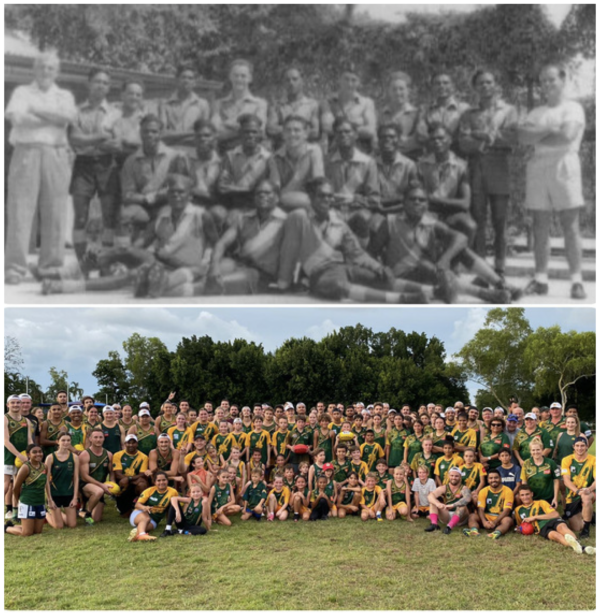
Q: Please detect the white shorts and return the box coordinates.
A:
[526,152,584,212]
[18,501,46,520]
[4,465,17,477]
[129,509,157,529]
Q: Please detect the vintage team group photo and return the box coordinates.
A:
[2,3,597,613]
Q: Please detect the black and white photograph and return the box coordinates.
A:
[4,4,596,304]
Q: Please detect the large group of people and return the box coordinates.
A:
[5,51,589,302]
[4,390,595,555]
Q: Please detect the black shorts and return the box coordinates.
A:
[564,500,583,519]
[539,517,566,539]
[52,494,74,508]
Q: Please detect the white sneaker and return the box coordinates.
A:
[5,511,13,521]
[565,533,583,554]
[127,528,138,542]
[584,546,596,556]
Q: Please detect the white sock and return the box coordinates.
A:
[535,273,549,284]
[165,525,172,531]
[571,273,583,284]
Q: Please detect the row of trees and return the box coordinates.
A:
[4,310,595,421]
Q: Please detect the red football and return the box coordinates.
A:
[519,522,535,535]
[292,444,309,454]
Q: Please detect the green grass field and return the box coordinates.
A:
[4,503,596,610]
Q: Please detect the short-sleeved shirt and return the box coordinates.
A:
[479,432,512,469]
[477,485,514,516]
[166,425,193,450]
[434,453,464,484]
[269,95,320,134]
[410,453,437,479]
[190,421,218,442]
[514,500,556,534]
[520,457,560,502]
[417,152,468,200]
[411,477,437,507]
[561,454,595,504]
[376,152,417,205]
[219,145,271,193]
[525,100,585,156]
[359,442,385,472]
[72,99,121,156]
[213,93,268,131]
[243,480,268,508]
[268,486,291,508]
[268,143,324,193]
[159,92,210,135]
[325,93,376,133]
[121,142,178,199]
[459,99,517,153]
[417,96,470,143]
[138,486,178,523]
[112,107,146,154]
[112,450,149,476]
[379,103,419,155]
[451,427,478,449]
[459,463,486,490]
[187,151,222,204]
[513,428,553,461]
[325,148,380,211]
[497,463,521,492]
[360,485,382,508]
[6,82,77,146]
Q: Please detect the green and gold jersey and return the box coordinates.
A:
[167,426,193,450]
[243,481,268,508]
[360,442,385,472]
[288,429,312,463]
[66,423,86,449]
[561,454,596,504]
[119,418,136,432]
[5,415,30,465]
[333,460,351,483]
[459,462,486,490]
[479,432,511,469]
[212,433,231,459]
[515,500,555,534]
[42,419,66,458]
[372,428,386,451]
[135,425,157,457]
[360,485,382,508]
[50,452,75,497]
[230,459,245,479]
[377,471,392,490]
[184,499,204,526]
[87,448,110,483]
[387,428,410,467]
[324,479,335,500]
[262,421,278,436]
[245,430,271,465]
[271,430,290,457]
[434,453,464,485]
[138,486,178,523]
[212,483,232,512]
[541,419,567,447]
[315,429,333,463]
[451,427,477,449]
[443,483,464,506]
[390,479,408,506]
[154,448,173,471]
[157,415,175,434]
[328,422,344,438]
[247,459,265,479]
[20,462,47,506]
[353,427,367,446]
[350,460,369,482]
[403,434,424,465]
[410,452,436,479]
[310,463,325,490]
[513,427,553,461]
[228,431,247,454]
[190,421,218,442]
[341,487,359,506]
[269,486,291,508]
[113,450,149,476]
[520,457,560,502]
[241,420,254,434]
[477,485,514,516]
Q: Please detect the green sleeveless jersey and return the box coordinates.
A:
[136,426,157,457]
[5,415,29,465]
[377,472,392,490]
[555,432,578,463]
[444,484,463,506]
[341,487,358,506]
[66,423,85,448]
[184,499,204,526]
[387,428,408,467]
[404,434,423,465]
[211,483,231,512]
[372,428,386,451]
[50,452,75,497]
[333,460,351,483]
[101,423,123,455]
[43,419,66,459]
[119,418,136,432]
[155,448,173,471]
[390,480,407,505]
[315,429,333,462]
[87,448,110,483]
[310,463,325,490]
[157,415,175,434]
[21,462,47,506]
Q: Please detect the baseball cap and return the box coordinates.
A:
[139,402,150,409]
[439,412,446,418]
[389,409,398,415]
[367,404,374,410]
[448,466,462,476]
[507,414,519,422]
[322,462,334,471]
[482,407,493,412]
[284,402,294,410]
[550,402,562,409]
[102,405,114,414]
[233,418,242,424]
[157,433,170,440]
[6,395,21,403]
[445,406,455,413]
[69,405,83,413]
[139,409,151,417]
[540,406,549,412]
[125,434,138,442]
[494,407,505,414]
[19,394,32,400]
[194,434,206,440]
[524,412,537,420]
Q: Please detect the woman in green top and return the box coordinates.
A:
[431,417,449,458]
[46,432,80,529]
[478,418,511,469]
[403,419,425,465]
[520,438,560,507]
[155,402,177,434]
[554,416,585,464]
[40,404,67,459]
[386,414,408,468]
[5,445,48,537]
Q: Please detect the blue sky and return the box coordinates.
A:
[5,307,595,401]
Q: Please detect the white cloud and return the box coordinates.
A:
[448,307,488,358]
[306,319,339,341]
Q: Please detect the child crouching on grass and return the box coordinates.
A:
[241,468,267,521]
[291,474,310,521]
[207,469,241,529]
[360,472,384,521]
[336,471,361,518]
[309,475,333,520]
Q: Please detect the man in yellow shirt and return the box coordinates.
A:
[112,434,151,515]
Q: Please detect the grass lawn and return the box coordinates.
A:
[4,502,596,610]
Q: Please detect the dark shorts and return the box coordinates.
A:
[564,500,583,519]
[539,517,566,539]
[18,502,46,520]
[52,494,74,508]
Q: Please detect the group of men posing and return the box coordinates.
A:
[6,51,588,301]
[4,391,595,552]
